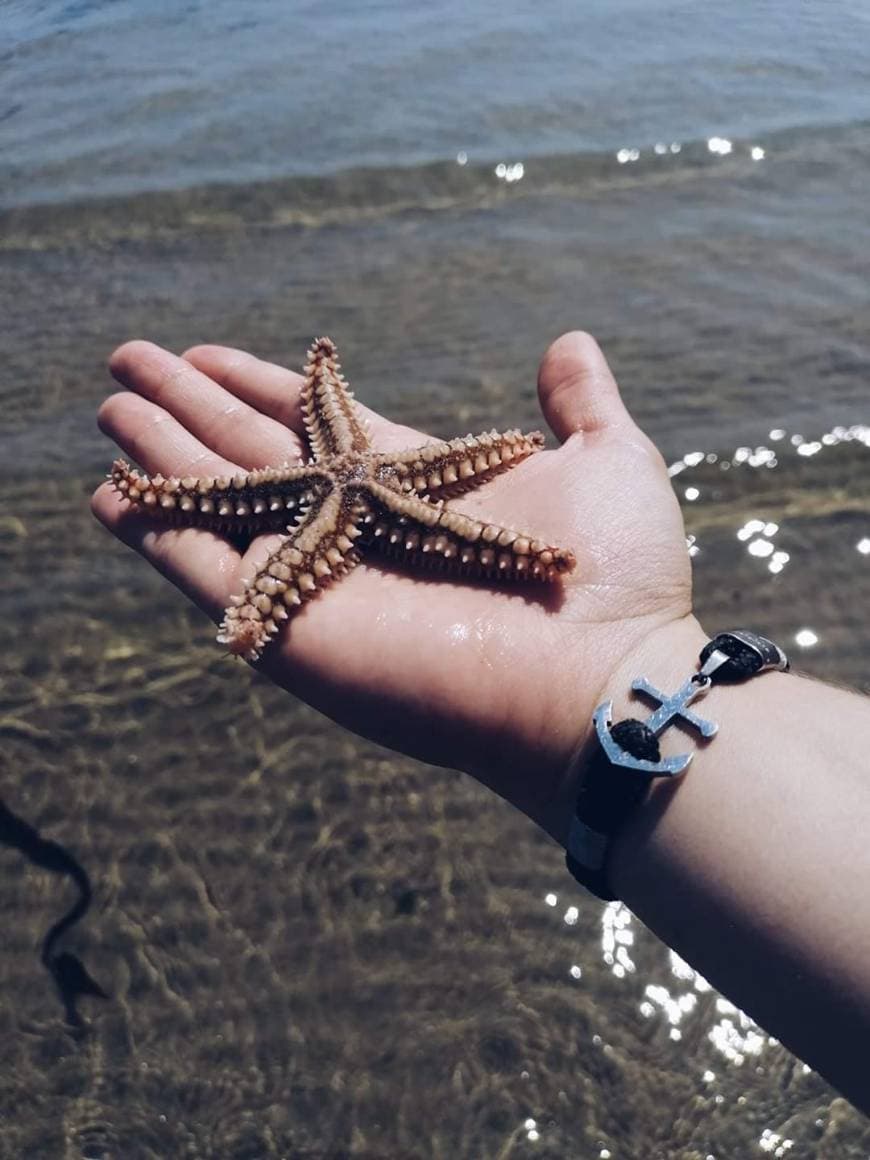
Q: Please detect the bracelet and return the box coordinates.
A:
[566,629,790,900]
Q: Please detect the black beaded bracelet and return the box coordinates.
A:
[566,629,790,900]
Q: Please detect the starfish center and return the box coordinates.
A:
[333,455,371,486]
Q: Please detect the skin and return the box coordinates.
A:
[93,331,870,1113]
[92,331,693,840]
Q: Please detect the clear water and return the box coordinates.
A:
[1,2,869,1156]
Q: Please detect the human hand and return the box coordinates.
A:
[92,333,696,842]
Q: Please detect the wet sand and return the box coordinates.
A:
[1,157,869,1157]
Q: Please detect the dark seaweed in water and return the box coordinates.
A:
[0,798,106,1027]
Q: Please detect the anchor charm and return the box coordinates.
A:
[593,630,789,777]
[569,630,789,897]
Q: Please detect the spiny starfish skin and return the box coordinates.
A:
[110,337,576,660]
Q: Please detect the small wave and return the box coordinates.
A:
[2,118,869,249]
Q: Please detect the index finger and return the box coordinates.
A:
[181,345,436,453]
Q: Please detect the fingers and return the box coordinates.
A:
[180,345,305,430]
[91,482,239,621]
[96,387,244,619]
[97,348,253,618]
[98,390,239,479]
[537,331,633,444]
[95,335,432,627]
[110,341,306,468]
[182,343,432,453]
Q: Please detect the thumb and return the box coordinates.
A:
[537,331,634,444]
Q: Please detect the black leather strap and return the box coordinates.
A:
[566,629,789,900]
[565,748,651,900]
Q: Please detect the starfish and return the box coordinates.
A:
[109,337,576,659]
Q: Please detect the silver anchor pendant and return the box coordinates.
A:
[593,631,789,776]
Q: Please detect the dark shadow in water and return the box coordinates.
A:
[0,798,107,1030]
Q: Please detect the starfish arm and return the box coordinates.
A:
[362,481,575,581]
[375,429,545,500]
[217,488,366,659]
[109,458,329,534]
[301,337,371,461]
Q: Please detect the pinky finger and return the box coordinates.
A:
[91,482,241,623]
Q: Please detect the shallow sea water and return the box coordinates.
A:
[2,149,869,1156]
[2,2,870,1156]
[1,441,869,1160]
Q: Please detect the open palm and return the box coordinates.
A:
[92,332,694,840]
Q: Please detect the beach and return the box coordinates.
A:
[2,2,870,1155]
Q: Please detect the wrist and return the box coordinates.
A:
[542,612,709,852]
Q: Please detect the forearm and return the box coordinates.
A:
[565,617,870,1110]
